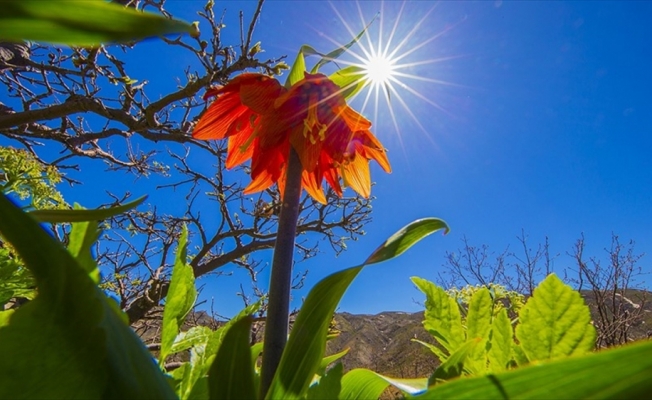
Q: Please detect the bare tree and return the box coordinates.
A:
[0,0,375,324]
[569,233,648,348]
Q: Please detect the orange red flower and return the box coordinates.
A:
[193,72,390,204]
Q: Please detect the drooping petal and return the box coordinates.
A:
[302,169,326,204]
[340,155,372,198]
[245,141,287,195]
[193,91,248,140]
[289,125,323,172]
[238,74,285,114]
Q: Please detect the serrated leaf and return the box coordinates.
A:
[170,325,213,355]
[411,277,464,356]
[159,226,197,365]
[29,195,147,223]
[307,362,343,400]
[464,287,492,374]
[431,339,480,384]
[208,315,256,400]
[414,338,652,400]
[515,274,596,361]
[341,368,428,399]
[266,219,448,400]
[487,308,513,373]
[366,219,449,265]
[0,0,193,45]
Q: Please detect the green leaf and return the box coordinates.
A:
[267,219,448,400]
[414,338,652,399]
[328,66,368,100]
[366,218,449,265]
[464,287,492,374]
[411,339,448,362]
[515,273,596,361]
[310,13,378,74]
[341,368,428,399]
[487,308,513,373]
[319,348,350,373]
[411,277,464,356]
[170,325,213,355]
[307,362,343,400]
[0,193,175,399]
[159,226,197,365]
[67,217,101,283]
[285,47,307,88]
[0,0,194,45]
[28,195,147,223]
[431,339,480,384]
[208,315,256,400]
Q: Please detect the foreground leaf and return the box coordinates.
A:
[159,226,197,365]
[208,316,256,400]
[341,368,428,399]
[414,338,652,399]
[515,273,596,361]
[266,218,449,399]
[1,0,194,45]
[29,195,147,223]
[0,193,174,399]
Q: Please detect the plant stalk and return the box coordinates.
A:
[259,147,303,398]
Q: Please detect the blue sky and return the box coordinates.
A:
[5,1,651,317]
[182,0,652,316]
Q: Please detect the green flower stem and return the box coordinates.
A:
[260,147,303,398]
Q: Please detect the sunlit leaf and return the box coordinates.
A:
[208,315,256,400]
[159,226,197,365]
[0,0,194,45]
[67,216,101,283]
[341,368,428,399]
[266,219,448,399]
[414,339,652,399]
[29,195,147,223]
[366,219,449,265]
[515,273,596,361]
[170,325,213,355]
[307,362,343,400]
[430,339,480,384]
[285,47,307,88]
[487,308,512,373]
[464,287,492,374]
[329,66,368,100]
[411,277,464,355]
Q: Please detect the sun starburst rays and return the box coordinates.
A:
[317,0,463,158]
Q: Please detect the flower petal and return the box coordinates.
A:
[341,155,371,198]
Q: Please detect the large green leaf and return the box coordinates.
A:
[515,273,596,361]
[29,195,147,223]
[411,276,464,355]
[67,217,101,283]
[159,225,197,365]
[1,0,194,45]
[341,368,428,399]
[266,218,449,399]
[306,362,343,400]
[430,339,480,384]
[414,338,652,399]
[208,315,256,400]
[0,193,175,399]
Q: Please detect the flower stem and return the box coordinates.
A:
[260,147,303,398]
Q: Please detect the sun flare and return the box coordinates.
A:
[363,53,397,88]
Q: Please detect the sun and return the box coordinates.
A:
[363,52,397,88]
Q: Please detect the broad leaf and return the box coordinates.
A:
[170,325,213,355]
[412,277,464,355]
[341,368,428,399]
[329,66,368,100]
[208,315,256,400]
[159,226,197,365]
[1,0,194,45]
[414,338,652,399]
[29,195,147,223]
[515,273,596,361]
[307,362,343,400]
[0,193,175,399]
[266,219,448,399]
